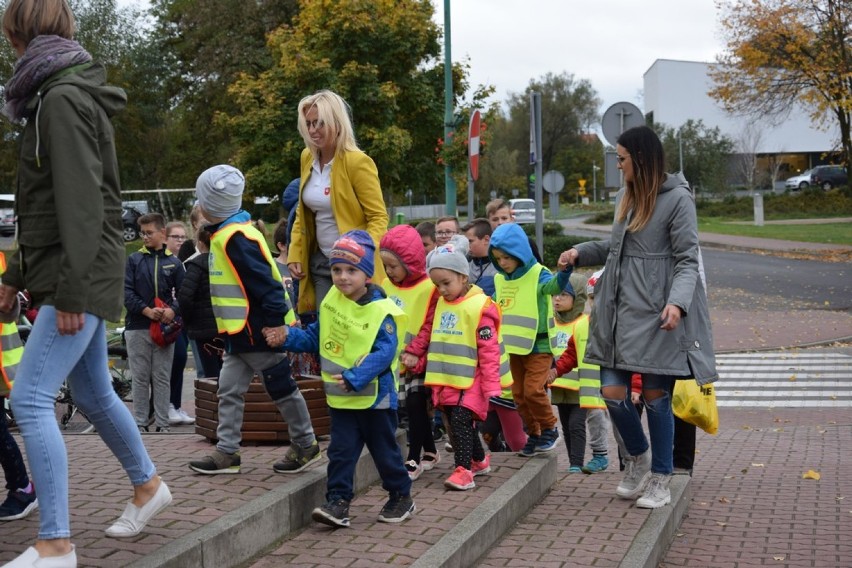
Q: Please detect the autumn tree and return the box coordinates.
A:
[710,0,852,169]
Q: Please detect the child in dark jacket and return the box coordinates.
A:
[187,165,318,476]
[176,224,222,379]
[271,230,414,528]
[380,224,441,480]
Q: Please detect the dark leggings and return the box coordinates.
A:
[0,397,28,492]
[446,405,485,470]
[169,331,188,409]
[406,391,436,463]
[556,403,588,468]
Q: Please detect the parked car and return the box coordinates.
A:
[122,206,143,242]
[508,198,536,224]
[784,169,812,190]
[0,209,15,237]
[810,165,847,190]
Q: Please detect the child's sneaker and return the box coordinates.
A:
[616,449,652,499]
[0,488,38,521]
[444,442,454,453]
[568,466,582,474]
[471,454,491,477]
[518,435,538,457]
[377,493,415,523]
[444,466,475,491]
[432,424,445,442]
[167,404,182,425]
[189,450,241,475]
[420,451,440,471]
[581,454,609,474]
[405,460,422,481]
[534,427,560,453]
[312,498,350,528]
[273,440,321,474]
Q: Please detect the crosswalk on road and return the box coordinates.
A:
[715,351,852,407]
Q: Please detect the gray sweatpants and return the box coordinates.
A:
[216,351,316,455]
[126,329,175,430]
[586,408,610,455]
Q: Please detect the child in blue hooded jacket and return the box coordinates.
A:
[489,223,572,457]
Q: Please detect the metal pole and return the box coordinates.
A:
[533,92,544,260]
[678,127,683,173]
[592,162,597,203]
[443,0,456,215]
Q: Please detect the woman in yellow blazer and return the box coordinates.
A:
[288,90,389,315]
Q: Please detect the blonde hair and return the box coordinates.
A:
[297,90,360,161]
[3,0,75,46]
[615,126,666,233]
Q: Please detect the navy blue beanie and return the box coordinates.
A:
[329,230,375,278]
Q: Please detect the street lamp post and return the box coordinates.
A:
[592,162,600,203]
[677,126,684,174]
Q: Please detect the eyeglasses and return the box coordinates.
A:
[615,154,629,164]
[436,231,457,237]
[306,119,325,130]
[140,230,160,238]
[168,234,187,241]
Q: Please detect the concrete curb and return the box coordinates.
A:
[411,452,558,568]
[128,433,403,568]
[619,475,692,568]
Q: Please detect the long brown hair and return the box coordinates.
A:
[615,126,666,233]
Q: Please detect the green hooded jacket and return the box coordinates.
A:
[4,63,127,321]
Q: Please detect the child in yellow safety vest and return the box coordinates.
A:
[380,225,441,481]
[272,230,415,528]
[488,223,573,457]
[402,236,507,491]
[547,272,606,473]
[0,251,38,521]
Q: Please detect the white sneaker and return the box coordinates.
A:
[177,408,195,425]
[167,404,182,425]
[106,480,172,537]
[616,449,652,499]
[636,472,672,508]
[2,545,76,568]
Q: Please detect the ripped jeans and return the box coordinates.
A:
[600,367,674,475]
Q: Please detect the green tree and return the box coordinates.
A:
[710,0,852,169]
[503,72,601,174]
[221,0,450,205]
[655,119,735,195]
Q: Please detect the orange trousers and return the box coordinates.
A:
[509,352,557,437]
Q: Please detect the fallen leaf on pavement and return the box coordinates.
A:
[774,555,786,561]
[716,521,727,527]
[719,497,730,503]
[802,470,821,480]
[752,463,765,467]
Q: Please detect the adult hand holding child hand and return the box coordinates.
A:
[262,325,288,348]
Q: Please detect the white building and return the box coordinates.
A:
[643,59,839,178]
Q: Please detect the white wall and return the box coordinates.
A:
[643,59,837,154]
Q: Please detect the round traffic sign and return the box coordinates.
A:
[468,110,481,181]
[542,170,565,194]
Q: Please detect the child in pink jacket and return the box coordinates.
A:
[402,236,504,491]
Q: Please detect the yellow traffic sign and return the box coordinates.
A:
[578,179,587,188]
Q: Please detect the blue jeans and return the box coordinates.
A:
[326,408,410,502]
[10,306,157,539]
[600,367,674,475]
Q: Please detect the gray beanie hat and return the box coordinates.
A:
[427,235,470,278]
[195,165,245,220]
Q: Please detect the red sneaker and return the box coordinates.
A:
[471,454,491,477]
[444,466,475,491]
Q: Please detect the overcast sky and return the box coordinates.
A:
[435,0,727,112]
[120,0,727,115]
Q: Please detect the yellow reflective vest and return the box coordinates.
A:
[319,287,407,409]
[382,277,435,348]
[0,323,23,397]
[210,221,295,334]
[494,264,555,355]
[425,287,511,389]
[549,314,605,409]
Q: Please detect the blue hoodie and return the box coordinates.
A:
[488,223,571,353]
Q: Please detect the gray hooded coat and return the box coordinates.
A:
[574,173,718,385]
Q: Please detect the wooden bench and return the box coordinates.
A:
[194,376,331,443]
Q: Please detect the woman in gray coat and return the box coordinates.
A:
[560,126,717,510]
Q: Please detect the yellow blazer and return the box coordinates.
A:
[288,147,389,313]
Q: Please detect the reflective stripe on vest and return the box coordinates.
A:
[209,222,295,334]
[0,323,23,396]
[549,314,604,408]
[494,264,549,355]
[383,278,435,347]
[319,287,406,409]
[425,288,511,389]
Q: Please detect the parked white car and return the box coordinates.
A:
[785,169,812,190]
[508,198,536,224]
